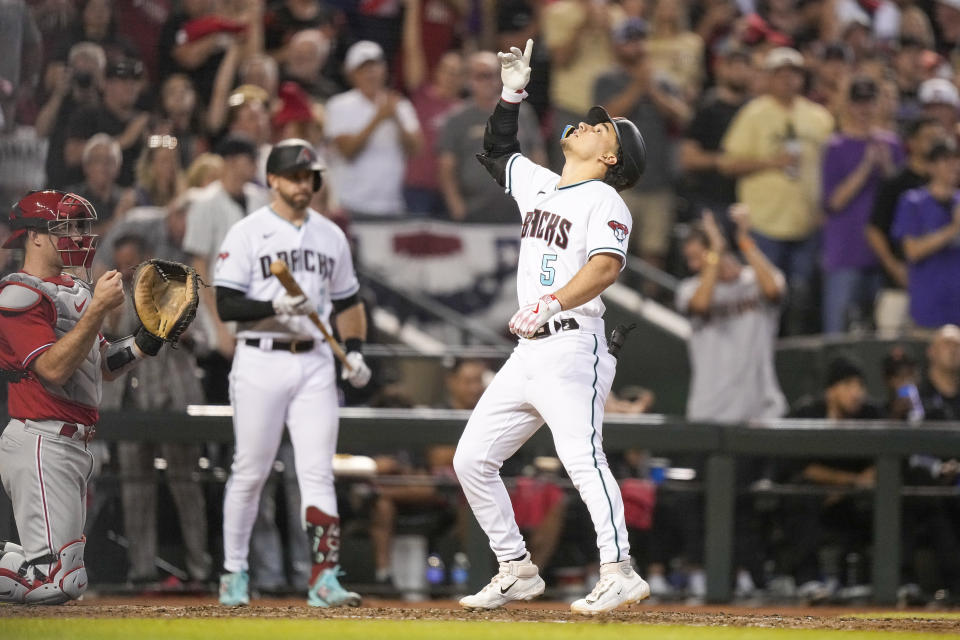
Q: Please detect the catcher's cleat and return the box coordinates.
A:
[570,560,650,615]
[307,566,361,608]
[459,552,545,611]
[219,570,250,607]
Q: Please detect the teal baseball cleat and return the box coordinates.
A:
[219,570,250,606]
[307,566,361,608]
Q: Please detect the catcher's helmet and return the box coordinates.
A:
[3,190,99,268]
[585,106,647,192]
[266,138,325,191]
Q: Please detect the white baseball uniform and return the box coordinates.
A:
[214,206,359,574]
[453,152,634,565]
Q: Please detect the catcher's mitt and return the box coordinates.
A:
[132,259,200,355]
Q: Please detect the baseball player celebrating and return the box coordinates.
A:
[452,41,650,614]
[0,191,187,604]
[214,139,372,607]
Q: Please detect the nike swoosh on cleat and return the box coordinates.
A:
[500,579,518,594]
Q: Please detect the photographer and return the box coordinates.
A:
[37,43,106,189]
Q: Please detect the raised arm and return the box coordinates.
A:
[685,211,726,316]
[475,39,533,186]
[731,204,784,303]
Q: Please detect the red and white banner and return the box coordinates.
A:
[351,221,520,330]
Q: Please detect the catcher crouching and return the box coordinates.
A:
[0,190,199,604]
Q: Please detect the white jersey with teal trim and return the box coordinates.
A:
[455,152,637,570]
[505,153,632,316]
[213,206,359,340]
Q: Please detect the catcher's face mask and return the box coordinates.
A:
[47,194,100,271]
[5,191,100,276]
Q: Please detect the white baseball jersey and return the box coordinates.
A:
[505,153,632,316]
[216,204,355,575]
[213,206,359,340]
[454,151,636,570]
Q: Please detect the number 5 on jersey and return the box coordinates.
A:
[540,254,557,286]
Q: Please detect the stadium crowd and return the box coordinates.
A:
[2,0,960,608]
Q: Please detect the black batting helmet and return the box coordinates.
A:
[585,106,646,192]
[266,138,325,191]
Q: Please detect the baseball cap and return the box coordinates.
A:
[106,58,144,80]
[344,40,384,74]
[825,356,865,389]
[764,47,805,71]
[848,76,877,102]
[919,78,960,107]
[273,82,318,128]
[215,134,257,159]
[612,18,648,44]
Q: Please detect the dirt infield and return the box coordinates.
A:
[3,598,960,634]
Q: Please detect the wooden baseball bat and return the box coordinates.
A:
[269,260,352,371]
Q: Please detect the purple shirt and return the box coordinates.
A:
[821,132,904,270]
[891,187,960,327]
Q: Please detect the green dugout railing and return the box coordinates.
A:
[3,408,960,604]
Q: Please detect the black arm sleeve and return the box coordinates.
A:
[475,99,522,187]
[216,286,276,322]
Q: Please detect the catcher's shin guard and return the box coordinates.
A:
[0,540,30,603]
[23,537,88,605]
[306,507,340,584]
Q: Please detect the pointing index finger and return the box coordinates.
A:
[522,39,534,65]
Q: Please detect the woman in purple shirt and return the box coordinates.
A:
[821,77,903,333]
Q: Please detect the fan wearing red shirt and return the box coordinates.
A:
[0,190,167,604]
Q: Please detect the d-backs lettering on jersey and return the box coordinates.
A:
[214,207,359,340]
[257,249,336,280]
[519,210,572,250]
[505,153,632,319]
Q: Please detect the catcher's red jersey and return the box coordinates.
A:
[0,276,101,424]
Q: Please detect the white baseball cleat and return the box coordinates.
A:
[570,560,650,615]
[459,552,545,610]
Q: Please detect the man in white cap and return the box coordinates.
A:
[324,40,423,218]
[918,78,960,136]
[719,47,834,335]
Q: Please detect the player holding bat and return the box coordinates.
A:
[213,138,371,608]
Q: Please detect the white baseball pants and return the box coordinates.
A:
[222,343,339,574]
[454,330,631,564]
[0,419,94,571]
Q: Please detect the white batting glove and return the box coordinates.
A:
[509,294,562,338]
[341,351,372,388]
[498,39,534,102]
[272,292,313,316]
